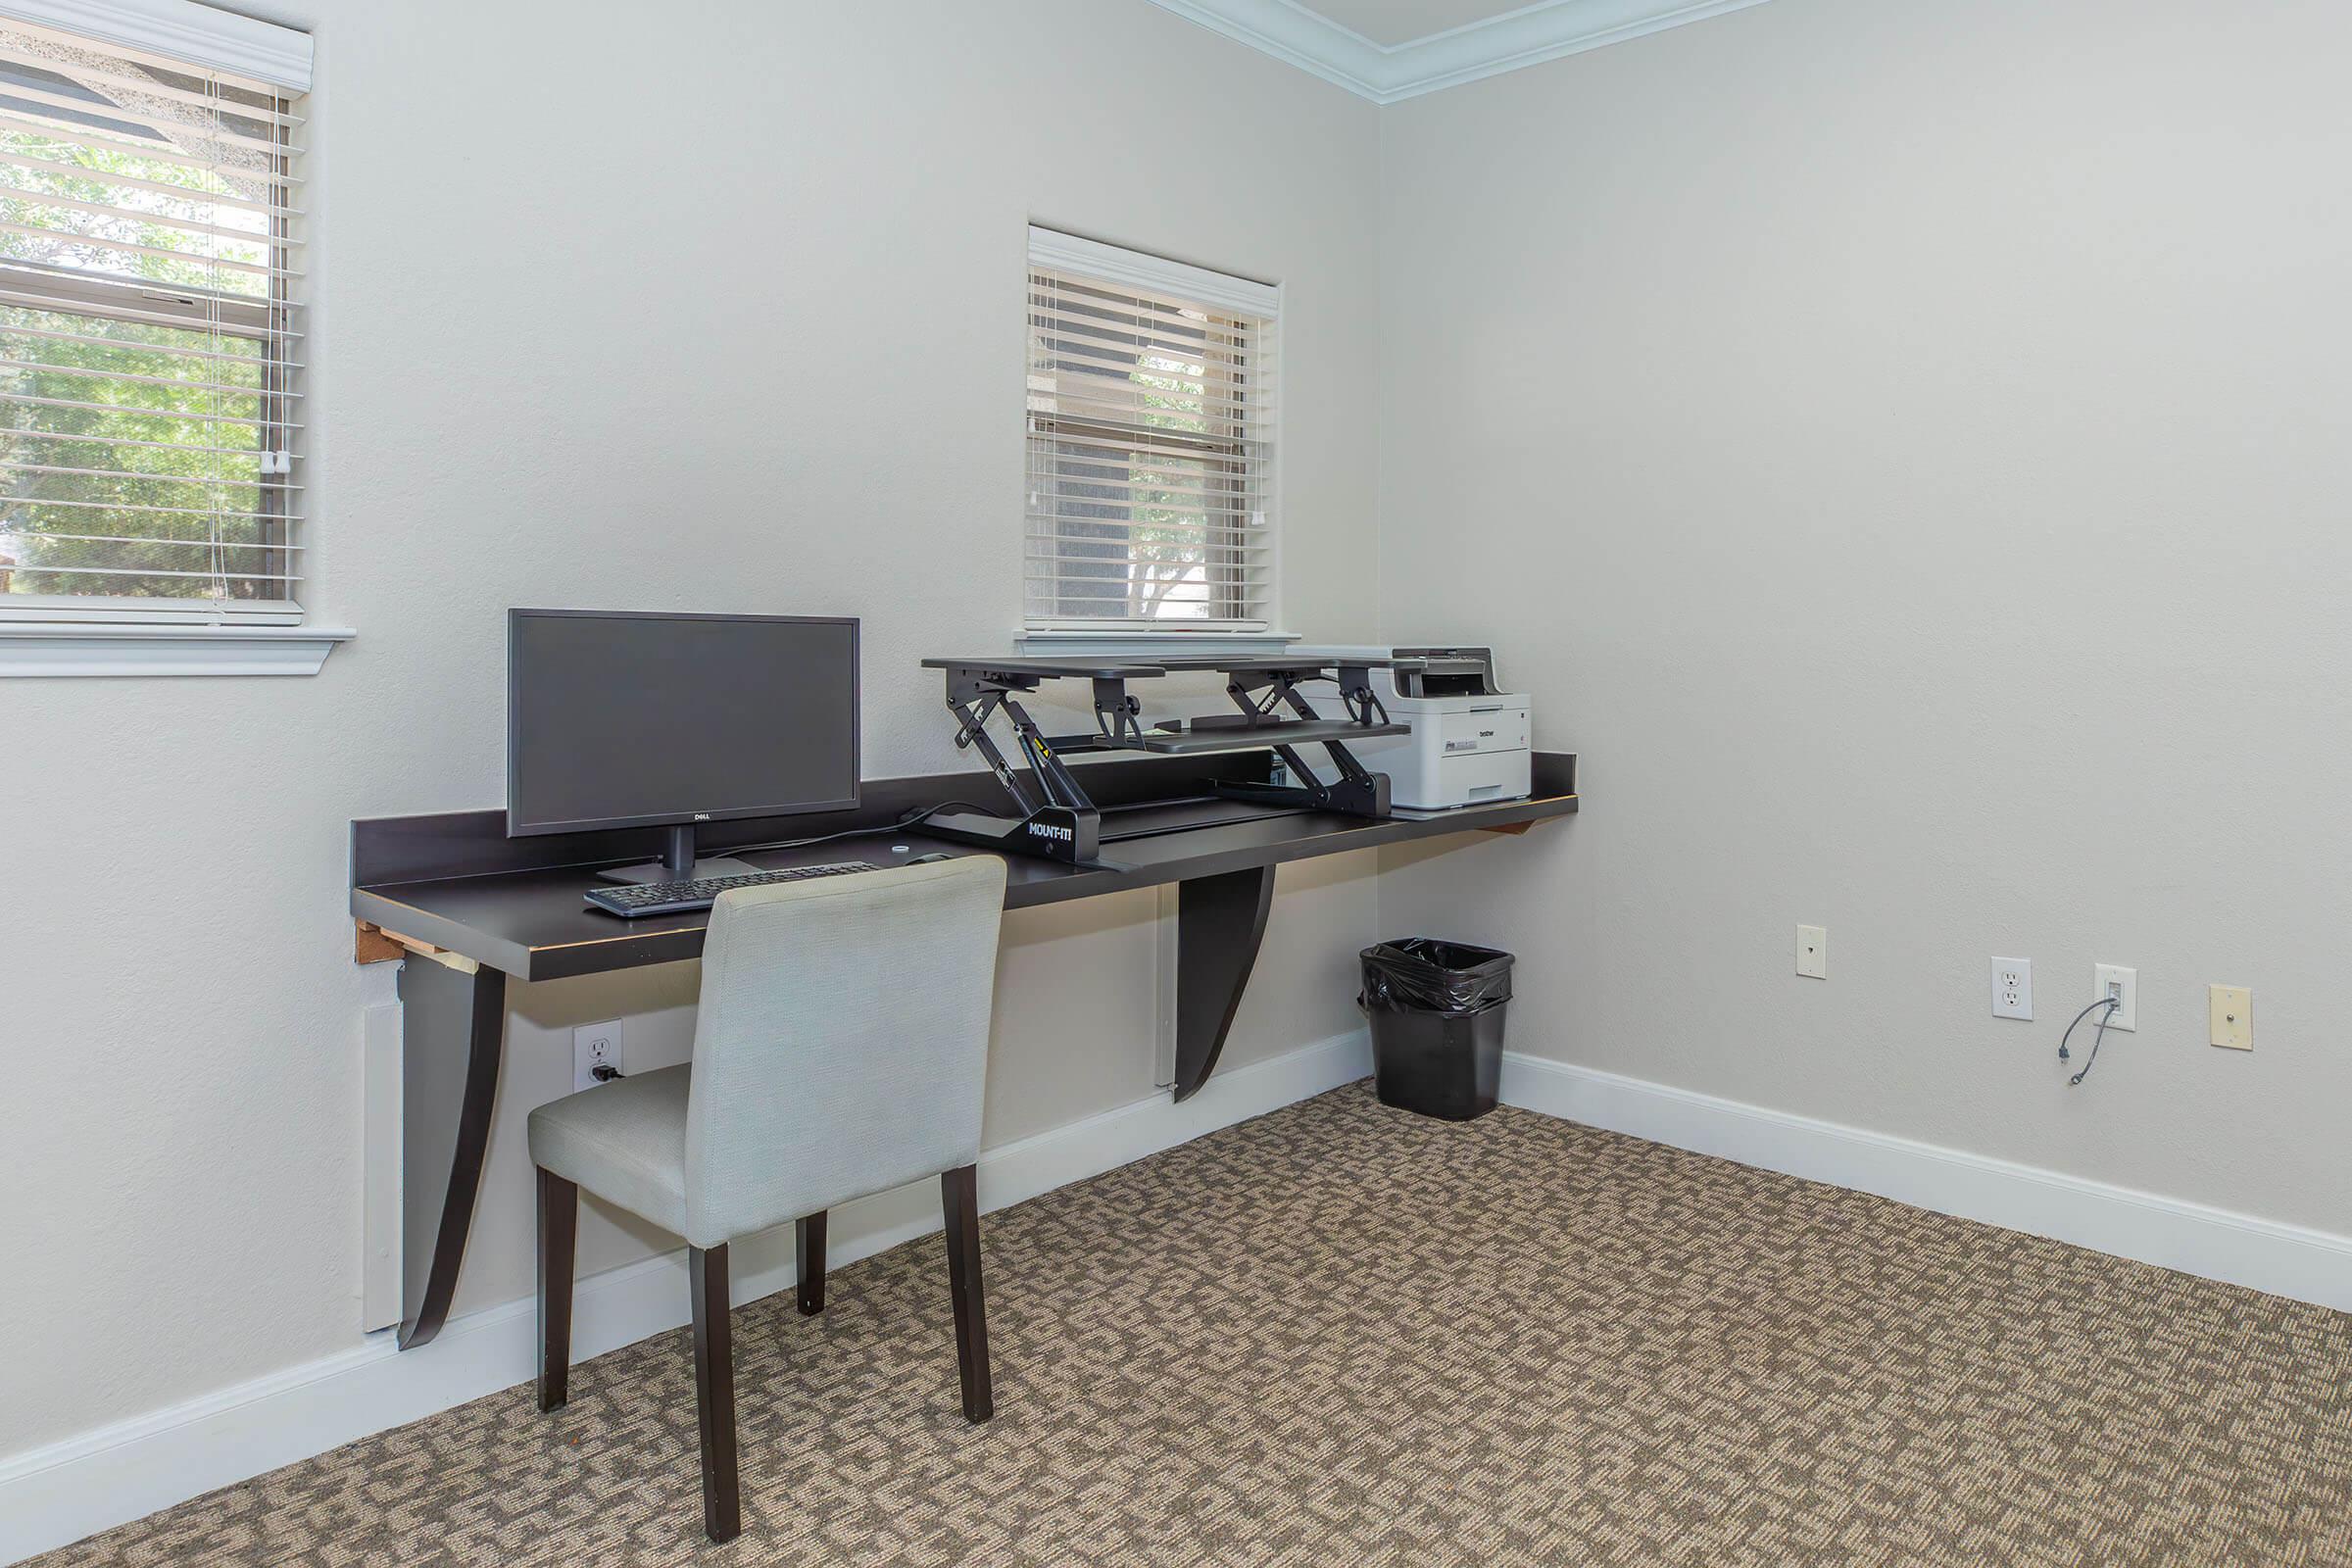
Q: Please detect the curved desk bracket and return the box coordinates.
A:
[396,956,508,1350]
[1171,866,1277,1102]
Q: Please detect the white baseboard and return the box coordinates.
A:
[0,1030,1373,1567]
[1500,1052,2352,1313]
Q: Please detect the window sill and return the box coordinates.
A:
[0,622,356,678]
[1015,628,1300,659]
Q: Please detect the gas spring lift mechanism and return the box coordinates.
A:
[916,654,1423,864]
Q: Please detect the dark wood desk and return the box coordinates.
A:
[351,752,1577,1350]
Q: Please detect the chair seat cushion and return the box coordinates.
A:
[527,1063,691,1236]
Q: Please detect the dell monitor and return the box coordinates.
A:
[507,609,859,884]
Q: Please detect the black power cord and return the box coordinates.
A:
[2057,995,2124,1087]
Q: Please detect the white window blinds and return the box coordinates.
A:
[1026,228,1279,631]
[0,8,306,620]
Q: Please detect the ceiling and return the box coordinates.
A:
[1142,0,1774,102]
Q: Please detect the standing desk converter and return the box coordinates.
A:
[351,749,1577,1350]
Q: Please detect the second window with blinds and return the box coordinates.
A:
[1025,229,1278,634]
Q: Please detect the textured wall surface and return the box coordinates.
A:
[0,0,1384,1455]
[1375,0,2352,1229]
[16,0,2346,1485]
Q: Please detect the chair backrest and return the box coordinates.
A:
[681,855,1007,1249]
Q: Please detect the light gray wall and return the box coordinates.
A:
[0,0,1383,1455]
[1374,0,2352,1231]
[19,0,2342,1479]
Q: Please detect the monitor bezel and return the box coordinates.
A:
[505,608,862,838]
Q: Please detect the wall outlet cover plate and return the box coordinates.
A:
[2094,963,2137,1032]
[2209,985,2253,1051]
[573,1019,621,1092]
[1991,957,2033,1020]
[1796,924,1828,979]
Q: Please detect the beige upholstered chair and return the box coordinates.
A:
[527,854,1008,1543]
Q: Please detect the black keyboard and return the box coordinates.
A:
[583,861,879,917]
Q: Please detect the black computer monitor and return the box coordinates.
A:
[507,609,859,883]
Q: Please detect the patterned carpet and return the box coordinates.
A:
[36,1083,2352,1566]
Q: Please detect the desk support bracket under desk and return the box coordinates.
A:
[396,956,507,1351]
[1172,867,1277,1102]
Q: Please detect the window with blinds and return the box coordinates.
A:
[0,14,303,620]
[1026,229,1278,632]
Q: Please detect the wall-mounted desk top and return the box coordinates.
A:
[351,750,1576,1351]
[352,752,1577,982]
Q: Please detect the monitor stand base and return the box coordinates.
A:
[597,856,763,886]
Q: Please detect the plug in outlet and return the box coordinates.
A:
[573,1019,621,1092]
[2093,964,2136,1032]
[1795,925,1828,979]
[1991,957,2033,1020]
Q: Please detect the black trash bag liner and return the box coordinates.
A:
[1358,938,1513,1015]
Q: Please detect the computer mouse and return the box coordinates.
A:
[909,853,956,864]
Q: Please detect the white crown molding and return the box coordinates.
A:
[0,0,312,91]
[1142,0,1775,103]
[1142,0,1390,97]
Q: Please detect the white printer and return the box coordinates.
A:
[1298,646,1532,810]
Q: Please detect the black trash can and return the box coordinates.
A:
[1359,938,1514,1121]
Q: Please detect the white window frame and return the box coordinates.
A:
[0,0,347,674]
[1023,227,1286,647]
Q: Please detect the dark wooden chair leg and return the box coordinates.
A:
[796,1211,827,1315]
[941,1164,993,1423]
[688,1244,741,1543]
[535,1167,576,1412]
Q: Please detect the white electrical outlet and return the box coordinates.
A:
[573,1019,621,1092]
[1991,957,2033,1020]
[1795,924,1828,979]
[2093,964,2137,1032]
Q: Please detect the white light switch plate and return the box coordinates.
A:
[1795,924,1827,979]
[1991,957,2033,1020]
